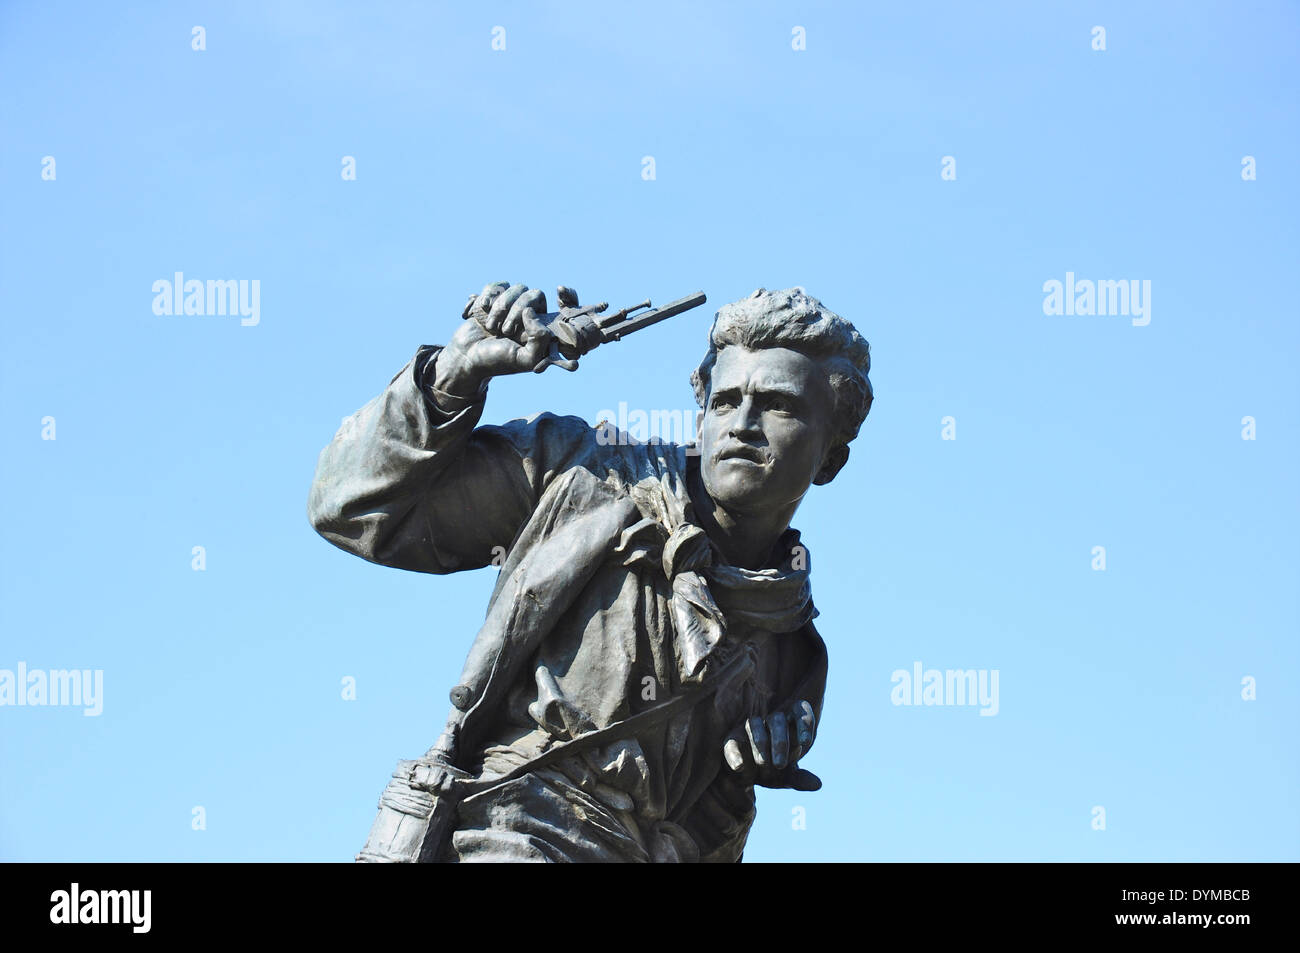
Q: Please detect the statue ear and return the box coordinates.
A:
[813,444,849,485]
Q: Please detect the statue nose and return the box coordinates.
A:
[728,398,762,438]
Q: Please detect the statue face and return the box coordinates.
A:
[698,345,838,513]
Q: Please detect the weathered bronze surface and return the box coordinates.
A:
[308,282,873,862]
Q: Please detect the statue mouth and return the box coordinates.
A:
[718,445,768,465]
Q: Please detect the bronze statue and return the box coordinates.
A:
[308,281,873,862]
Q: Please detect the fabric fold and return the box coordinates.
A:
[622,467,817,685]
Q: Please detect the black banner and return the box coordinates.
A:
[0,862,1282,939]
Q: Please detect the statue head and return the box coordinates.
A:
[690,287,872,514]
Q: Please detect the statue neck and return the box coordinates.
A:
[685,462,799,570]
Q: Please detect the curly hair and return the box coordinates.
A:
[690,287,873,451]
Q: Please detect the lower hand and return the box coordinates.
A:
[722,699,821,790]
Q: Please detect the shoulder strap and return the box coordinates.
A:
[461,647,755,796]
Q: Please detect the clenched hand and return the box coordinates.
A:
[433,281,582,398]
[722,699,821,791]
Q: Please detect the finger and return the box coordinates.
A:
[472,281,510,318]
[789,768,822,792]
[723,738,746,773]
[784,709,804,763]
[556,285,579,309]
[745,716,770,770]
[505,288,547,339]
[532,352,580,374]
[794,700,816,750]
[520,308,552,345]
[517,310,555,370]
[767,711,789,771]
[461,294,479,320]
[517,309,559,370]
[723,726,755,779]
[486,283,529,334]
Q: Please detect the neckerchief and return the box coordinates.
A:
[615,464,817,685]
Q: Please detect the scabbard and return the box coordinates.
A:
[355,758,467,863]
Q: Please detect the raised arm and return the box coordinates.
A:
[307,282,597,574]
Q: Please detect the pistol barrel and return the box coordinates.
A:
[599,291,708,343]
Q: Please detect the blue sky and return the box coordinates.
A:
[1,1,1296,862]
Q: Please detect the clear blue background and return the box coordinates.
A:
[2,1,1296,862]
